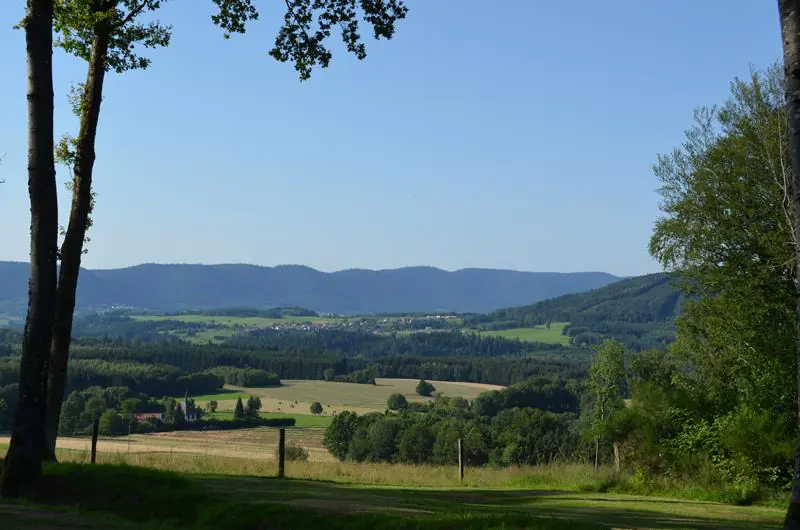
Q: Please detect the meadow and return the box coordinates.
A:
[0,442,785,529]
[478,322,571,345]
[196,378,504,417]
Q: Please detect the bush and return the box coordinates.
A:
[279,442,310,462]
[416,379,435,397]
[99,410,127,436]
[310,401,323,415]
[245,395,262,418]
[387,393,408,411]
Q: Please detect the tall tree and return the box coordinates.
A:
[587,339,625,472]
[651,65,795,421]
[645,64,799,494]
[0,0,59,497]
[41,0,408,461]
[779,2,800,527]
[233,397,245,420]
[45,0,171,460]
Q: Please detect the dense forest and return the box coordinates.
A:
[324,378,583,467]
[228,328,560,358]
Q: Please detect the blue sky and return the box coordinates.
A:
[0,1,783,276]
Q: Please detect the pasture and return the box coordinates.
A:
[477,322,571,345]
[198,378,504,417]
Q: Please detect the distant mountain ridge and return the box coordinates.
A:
[0,261,621,315]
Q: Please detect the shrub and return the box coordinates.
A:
[281,443,310,462]
[416,379,435,397]
[310,401,323,415]
[387,393,408,411]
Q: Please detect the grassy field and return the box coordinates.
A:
[1,425,332,463]
[0,455,785,529]
[208,410,332,427]
[0,432,787,528]
[198,379,504,417]
[476,322,571,345]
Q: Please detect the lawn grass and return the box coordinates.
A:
[476,322,571,345]
[0,460,785,529]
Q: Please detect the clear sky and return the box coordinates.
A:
[0,1,783,276]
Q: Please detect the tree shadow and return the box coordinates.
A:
[203,475,783,530]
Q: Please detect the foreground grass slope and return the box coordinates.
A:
[0,461,783,529]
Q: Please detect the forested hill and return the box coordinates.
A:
[465,273,682,350]
[0,261,619,315]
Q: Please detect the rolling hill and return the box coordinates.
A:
[0,262,621,315]
[465,273,682,350]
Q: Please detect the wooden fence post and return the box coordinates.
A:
[458,438,464,482]
[91,419,100,464]
[278,428,286,478]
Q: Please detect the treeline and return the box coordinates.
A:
[58,386,294,437]
[0,357,287,429]
[64,340,588,387]
[324,378,585,466]
[204,366,280,387]
[71,314,203,343]
[228,328,561,358]
[180,307,320,318]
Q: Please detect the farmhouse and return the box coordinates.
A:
[133,412,163,422]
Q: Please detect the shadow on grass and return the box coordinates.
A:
[0,460,784,530]
[202,475,783,530]
[0,462,604,530]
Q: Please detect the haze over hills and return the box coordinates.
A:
[0,261,622,316]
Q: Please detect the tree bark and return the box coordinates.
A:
[594,438,599,473]
[781,1,800,528]
[0,0,57,498]
[44,23,111,461]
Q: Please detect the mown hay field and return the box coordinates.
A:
[197,378,504,417]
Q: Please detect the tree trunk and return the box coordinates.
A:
[781,1,800,528]
[594,438,599,473]
[44,24,110,461]
[613,441,620,474]
[0,0,57,498]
